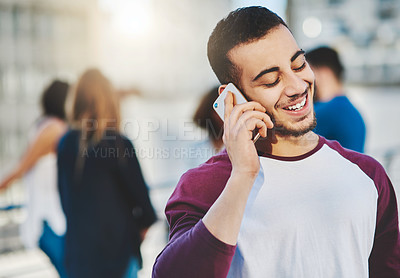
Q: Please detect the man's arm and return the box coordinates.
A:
[368,171,400,277]
[202,92,272,245]
[153,214,236,277]
[152,158,236,277]
[153,93,272,277]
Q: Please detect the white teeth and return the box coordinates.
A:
[287,98,306,111]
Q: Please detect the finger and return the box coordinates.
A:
[235,118,268,140]
[224,91,234,123]
[251,119,269,138]
[223,92,234,140]
[247,119,268,138]
[229,101,266,124]
[256,120,267,138]
[236,110,274,129]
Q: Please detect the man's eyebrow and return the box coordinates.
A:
[291,49,305,62]
[252,50,306,83]
[252,67,279,82]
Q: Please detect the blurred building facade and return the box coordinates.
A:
[288,0,400,85]
[0,0,98,177]
[0,0,233,200]
[97,0,230,97]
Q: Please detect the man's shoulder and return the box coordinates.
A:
[167,150,232,212]
[182,150,231,185]
[322,138,386,182]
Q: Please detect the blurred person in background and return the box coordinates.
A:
[58,69,156,278]
[193,86,224,153]
[0,80,69,278]
[306,46,366,153]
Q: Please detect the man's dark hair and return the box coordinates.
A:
[207,6,287,87]
[41,80,69,120]
[306,46,344,82]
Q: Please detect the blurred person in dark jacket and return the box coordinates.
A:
[58,69,156,278]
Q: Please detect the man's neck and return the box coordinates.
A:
[256,131,319,157]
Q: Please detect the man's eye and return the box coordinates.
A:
[264,78,280,88]
[293,62,306,71]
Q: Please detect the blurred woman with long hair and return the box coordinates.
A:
[57,69,156,278]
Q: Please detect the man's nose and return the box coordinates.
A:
[281,71,307,97]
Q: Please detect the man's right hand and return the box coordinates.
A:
[223,91,273,178]
[202,91,273,245]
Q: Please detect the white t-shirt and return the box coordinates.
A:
[228,144,377,277]
[20,119,66,249]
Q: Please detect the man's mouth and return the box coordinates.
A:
[282,94,308,112]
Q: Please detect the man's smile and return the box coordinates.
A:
[279,89,312,118]
[284,96,307,111]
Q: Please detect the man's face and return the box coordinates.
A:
[228,25,316,138]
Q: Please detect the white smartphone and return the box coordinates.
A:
[213,83,260,142]
[213,83,247,121]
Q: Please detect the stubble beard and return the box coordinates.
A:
[271,112,317,138]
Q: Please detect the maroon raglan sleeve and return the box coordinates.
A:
[324,139,400,277]
[152,152,236,278]
[368,167,400,277]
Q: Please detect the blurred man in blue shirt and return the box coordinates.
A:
[306,46,366,153]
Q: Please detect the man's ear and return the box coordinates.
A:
[218,84,227,95]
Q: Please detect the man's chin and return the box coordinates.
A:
[274,128,312,138]
[273,117,317,138]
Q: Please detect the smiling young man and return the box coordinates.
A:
[152,7,400,278]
